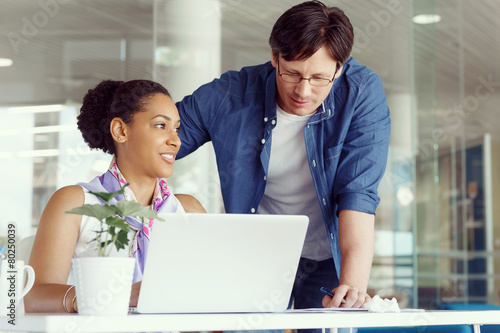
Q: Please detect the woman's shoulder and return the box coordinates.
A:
[36,185,85,242]
[54,184,84,195]
[174,194,206,213]
[47,185,85,211]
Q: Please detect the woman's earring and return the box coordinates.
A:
[116,137,121,141]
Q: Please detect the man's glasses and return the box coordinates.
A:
[278,60,337,87]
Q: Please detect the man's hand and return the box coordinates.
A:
[321,284,371,308]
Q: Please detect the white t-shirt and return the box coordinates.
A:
[258,105,332,261]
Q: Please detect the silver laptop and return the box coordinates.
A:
[136,213,309,313]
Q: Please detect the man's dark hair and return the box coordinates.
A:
[269,1,354,69]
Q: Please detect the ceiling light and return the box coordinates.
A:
[28,124,77,134]
[0,129,20,136]
[413,14,441,24]
[17,149,60,158]
[6,104,66,114]
[0,58,13,67]
[0,124,77,136]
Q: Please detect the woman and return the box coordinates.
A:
[24,80,205,313]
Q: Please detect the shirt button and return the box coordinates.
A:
[261,139,266,144]
[264,117,268,122]
[312,160,316,167]
[251,208,256,213]
[264,175,267,180]
[331,233,334,239]
[322,198,326,205]
[271,119,276,125]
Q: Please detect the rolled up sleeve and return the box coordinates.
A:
[334,73,391,215]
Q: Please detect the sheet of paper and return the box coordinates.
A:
[285,308,425,313]
[286,308,368,312]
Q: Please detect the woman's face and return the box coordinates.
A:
[121,93,181,179]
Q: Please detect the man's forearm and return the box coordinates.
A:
[338,209,375,292]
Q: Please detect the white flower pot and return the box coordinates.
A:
[72,257,135,316]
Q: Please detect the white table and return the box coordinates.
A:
[2,310,500,333]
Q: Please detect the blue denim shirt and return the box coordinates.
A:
[176,57,391,277]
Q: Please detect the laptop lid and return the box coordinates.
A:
[136,213,308,313]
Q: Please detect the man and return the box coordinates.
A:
[176,0,390,317]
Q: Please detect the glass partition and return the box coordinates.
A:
[411,0,498,308]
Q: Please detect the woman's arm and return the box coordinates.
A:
[25,185,84,313]
[175,194,206,213]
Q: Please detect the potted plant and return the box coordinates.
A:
[66,183,161,316]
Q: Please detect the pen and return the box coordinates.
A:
[320,286,334,297]
[320,287,347,304]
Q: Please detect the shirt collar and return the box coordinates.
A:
[265,67,278,122]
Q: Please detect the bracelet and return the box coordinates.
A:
[71,294,78,313]
[63,285,75,313]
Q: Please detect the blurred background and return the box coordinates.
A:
[1,0,499,309]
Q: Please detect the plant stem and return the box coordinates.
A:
[107,232,119,257]
[100,219,106,257]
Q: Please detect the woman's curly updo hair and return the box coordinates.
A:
[77,79,170,155]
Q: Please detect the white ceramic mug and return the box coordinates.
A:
[0,259,35,317]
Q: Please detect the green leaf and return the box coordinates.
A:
[100,240,112,248]
[114,230,130,250]
[66,204,117,221]
[106,216,130,231]
[88,185,127,205]
[115,201,159,219]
